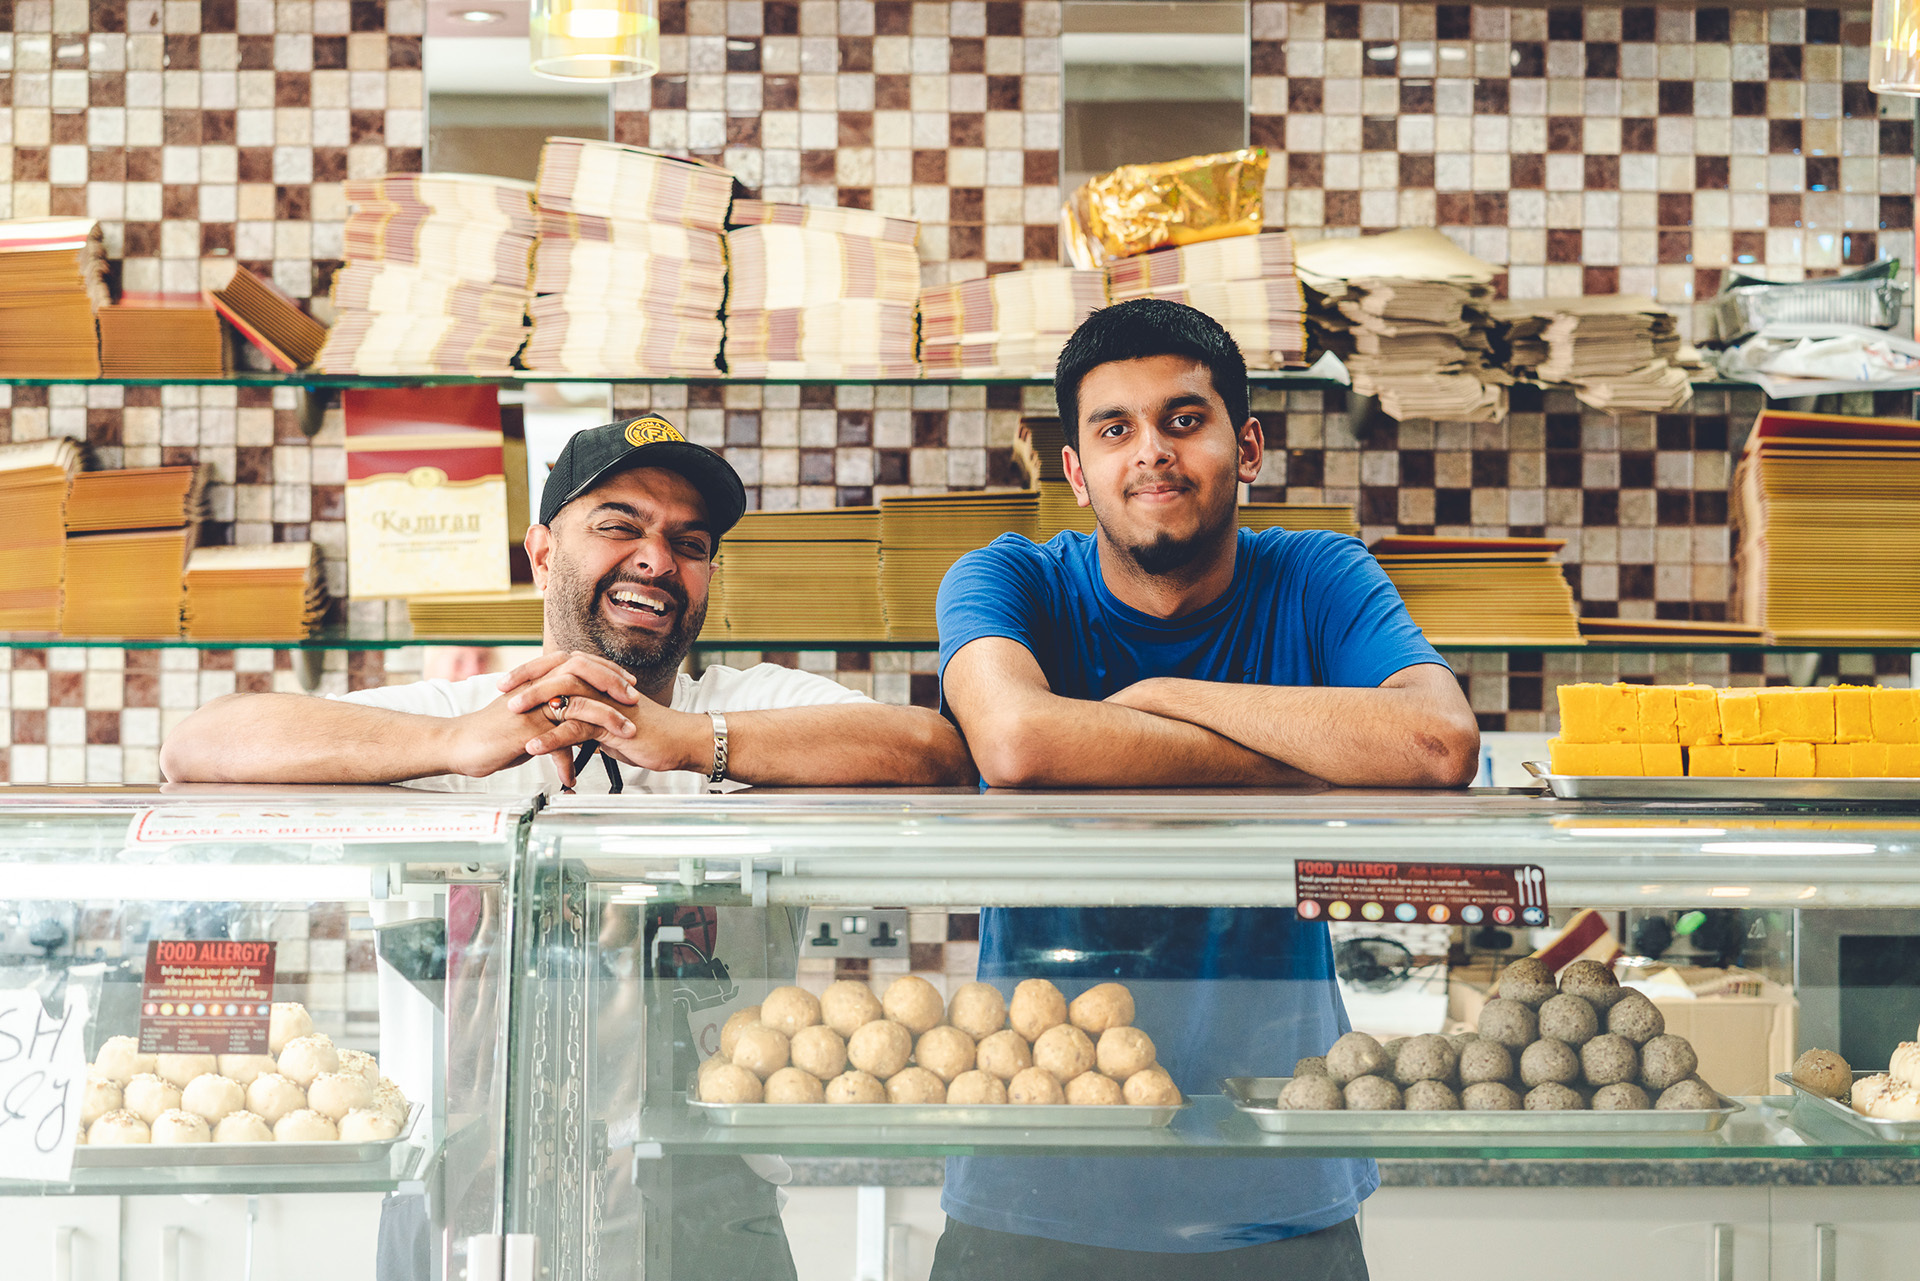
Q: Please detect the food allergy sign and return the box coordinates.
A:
[1294,860,1548,928]
[137,940,276,1056]
[0,988,89,1183]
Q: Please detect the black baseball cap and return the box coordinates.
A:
[539,415,747,536]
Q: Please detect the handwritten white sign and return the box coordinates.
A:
[127,806,514,846]
[0,988,89,1183]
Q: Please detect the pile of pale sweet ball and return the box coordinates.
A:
[1280,958,1720,1113]
[83,1002,411,1146]
[1791,1036,1920,1120]
[696,976,1182,1107]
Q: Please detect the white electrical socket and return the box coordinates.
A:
[801,908,910,957]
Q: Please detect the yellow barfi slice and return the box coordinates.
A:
[1549,739,1643,776]
[1674,685,1721,746]
[1732,745,1777,777]
[1853,743,1891,778]
[1636,687,1679,744]
[1886,744,1920,777]
[1759,687,1835,743]
[1833,685,1874,744]
[1775,742,1816,777]
[1640,744,1683,776]
[1555,684,1603,743]
[1688,745,1737,777]
[1717,689,1768,744]
[1815,744,1852,778]
[1556,683,1639,744]
[1870,688,1918,744]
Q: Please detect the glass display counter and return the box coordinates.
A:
[0,786,533,1281]
[506,790,1920,1281]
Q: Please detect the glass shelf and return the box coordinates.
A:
[0,1143,428,1198]
[697,639,1920,654]
[0,370,1348,390]
[0,372,1770,393]
[631,1093,1919,1162]
[534,790,1920,908]
[0,626,1915,653]
[0,626,540,651]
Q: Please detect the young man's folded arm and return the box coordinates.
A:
[942,637,1314,789]
[1103,663,1481,787]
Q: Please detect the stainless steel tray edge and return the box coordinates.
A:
[1224,1077,1741,1135]
[75,1103,424,1168]
[685,1094,1183,1129]
[1775,1072,1920,1142]
[1525,763,1920,802]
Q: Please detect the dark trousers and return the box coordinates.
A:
[930,1214,1369,1281]
[658,1156,799,1281]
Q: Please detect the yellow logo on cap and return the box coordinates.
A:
[624,416,684,447]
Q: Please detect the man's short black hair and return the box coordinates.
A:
[1053,298,1250,449]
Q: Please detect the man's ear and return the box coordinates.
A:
[525,523,555,592]
[1237,416,1264,485]
[1061,444,1092,509]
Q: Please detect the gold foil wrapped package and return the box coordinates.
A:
[1062,148,1268,268]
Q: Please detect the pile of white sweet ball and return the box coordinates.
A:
[1794,1035,1920,1120]
[696,976,1182,1107]
[83,1002,410,1146]
[1851,1041,1920,1119]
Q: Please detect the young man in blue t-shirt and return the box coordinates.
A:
[932,299,1480,1279]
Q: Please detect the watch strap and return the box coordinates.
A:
[707,711,729,786]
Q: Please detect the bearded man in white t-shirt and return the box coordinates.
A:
[162,414,974,793]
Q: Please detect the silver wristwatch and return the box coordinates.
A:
[706,712,729,788]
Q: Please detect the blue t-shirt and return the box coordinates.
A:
[934,526,1446,1254]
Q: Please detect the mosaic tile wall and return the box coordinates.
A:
[0,2,1917,784]
[1251,2,1914,331]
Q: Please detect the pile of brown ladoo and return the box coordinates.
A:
[696,976,1181,1107]
[1280,958,1718,1112]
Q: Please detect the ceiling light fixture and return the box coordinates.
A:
[530,0,658,81]
[455,8,507,21]
[1872,0,1920,93]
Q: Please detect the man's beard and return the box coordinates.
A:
[546,553,708,688]
[1091,473,1239,579]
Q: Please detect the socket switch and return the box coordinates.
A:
[801,908,909,957]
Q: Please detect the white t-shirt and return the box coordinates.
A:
[330,662,870,795]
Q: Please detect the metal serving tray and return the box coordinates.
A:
[1709,262,1908,342]
[1225,1078,1742,1135]
[1524,762,1920,803]
[76,1104,422,1168]
[1776,1072,1920,1143]
[687,1095,1182,1129]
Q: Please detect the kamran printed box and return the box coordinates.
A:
[343,386,510,600]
